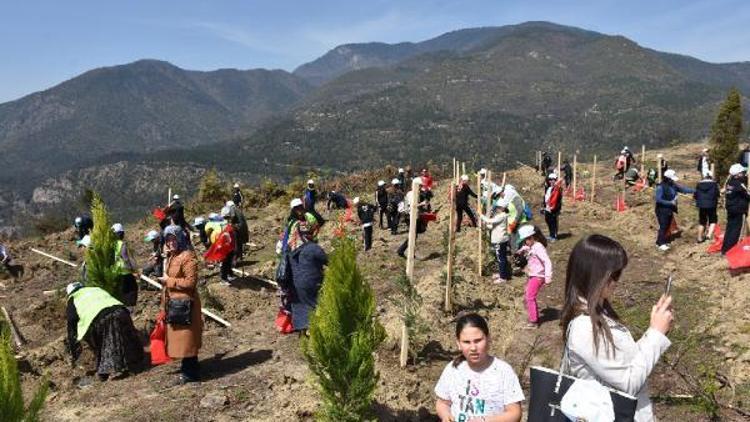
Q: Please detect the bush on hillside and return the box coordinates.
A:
[302,238,385,421]
[710,88,743,181]
[197,168,230,204]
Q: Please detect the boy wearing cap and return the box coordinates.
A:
[304,179,325,226]
[232,183,243,208]
[455,175,478,232]
[722,164,750,254]
[481,195,511,283]
[375,180,388,229]
[654,169,695,251]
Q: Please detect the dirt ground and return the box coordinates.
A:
[2,142,749,421]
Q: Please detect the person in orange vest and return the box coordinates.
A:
[542,173,564,241]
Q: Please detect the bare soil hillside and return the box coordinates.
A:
[2,142,748,421]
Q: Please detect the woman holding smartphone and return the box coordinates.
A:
[561,234,673,422]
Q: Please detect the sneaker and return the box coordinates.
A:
[493,278,508,285]
[523,322,539,330]
[658,244,670,252]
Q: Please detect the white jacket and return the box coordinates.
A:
[481,211,509,244]
[564,314,671,422]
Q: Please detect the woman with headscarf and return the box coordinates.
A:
[158,225,202,384]
[66,282,143,381]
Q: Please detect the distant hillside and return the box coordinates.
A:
[0,60,312,192]
[179,22,746,178]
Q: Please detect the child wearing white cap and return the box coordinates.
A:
[515,225,552,328]
[654,169,695,251]
[481,196,511,283]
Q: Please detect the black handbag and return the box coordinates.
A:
[166,298,192,326]
[528,332,637,421]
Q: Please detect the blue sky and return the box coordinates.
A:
[1,0,749,102]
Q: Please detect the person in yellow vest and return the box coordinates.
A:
[66,282,143,381]
[112,223,138,311]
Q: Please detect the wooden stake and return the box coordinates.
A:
[640,145,646,175]
[401,178,420,367]
[445,180,456,312]
[30,248,77,267]
[168,188,172,205]
[557,151,562,176]
[477,171,483,276]
[591,155,597,203]
[501,172,507,188]
[462,162,466,177]
[572,155,577,204]
[657,156,663,184]
[1,306,25,349]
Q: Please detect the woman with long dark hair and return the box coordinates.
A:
[561,235,673,422]
[435,313,523,422]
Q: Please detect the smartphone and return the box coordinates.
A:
[664,273,673,296]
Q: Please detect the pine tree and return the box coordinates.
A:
[302,238,385,421]
[0,324,48,422]
[709,88,744,181]
[85,193,120,298]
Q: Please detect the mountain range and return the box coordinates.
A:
[1,21,749,234]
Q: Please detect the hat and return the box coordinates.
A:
[377,180,385,187]
[663,169,679,181]
[657,153,663,158]
[478,168,487,175]
[193,216,206,226]
[461,174,469,181]
[172,194,180,200]
[66,282,83,296]
[233,183,240,188]
[518,225,536,242]
[623,146,629,151]
[352,197,360,205]
[290,198,304,208]
[74,216,82,225]
[391,178,401,185]
[225,200,235,208]
[111,223,124,233]
[208,212,221,221]
[398,168,404,173]
[548,173,559,180]
[144,230,160,242]
[220,206,232,217]
[307,179,314,185]
[76,235,91,248]
[702,148,709,153]
[729,163,746,176]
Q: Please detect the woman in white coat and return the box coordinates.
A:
[561,234,673,421]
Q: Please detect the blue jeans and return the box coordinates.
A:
[493,241,511,280]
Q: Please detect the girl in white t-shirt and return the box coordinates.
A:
[435,313,524,422]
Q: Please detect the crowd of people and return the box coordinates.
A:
[12,147,745,421]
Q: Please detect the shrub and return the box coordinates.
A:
[709,88,743,181]
[197,168,229,204]
[302,238,385,421]
[85,193,120,298]
[0,323,48,422]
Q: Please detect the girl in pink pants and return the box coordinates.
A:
[516,225,552,329]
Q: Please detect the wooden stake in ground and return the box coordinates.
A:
[572,155,577,204]
[476,171,483,276]
[557,151,562,176]
[462,162,466,178]
[445,180,456,312]
[501,172,507,188]
[640,145,646,175]
[657,155,663,184]
[1,306,26,349]
[591,155,597,203]
[401,178,421,367]
[168,188,172,205]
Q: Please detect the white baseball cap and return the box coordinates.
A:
[663,169,679,181]
[220,206,231,217]
[307,179,314,185]
[353,197,360,205]
[479,168,487,175]
[518,225,536,241]
[391,178,401,185]
[144,230,160,242]
[208,212,221,221]
[398,168,404,173]
[193,216,205,226]
[730,163,746,176]
[233,183,240,188]
[377,180,385,187]
[461,174,469,181]
[290,198,304,208]
[656,153,663,158]
[225,200,235,208]
[111,223,124,233]
[74,217,82,225]
[172,194,180,200]
[548,173,559,180]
